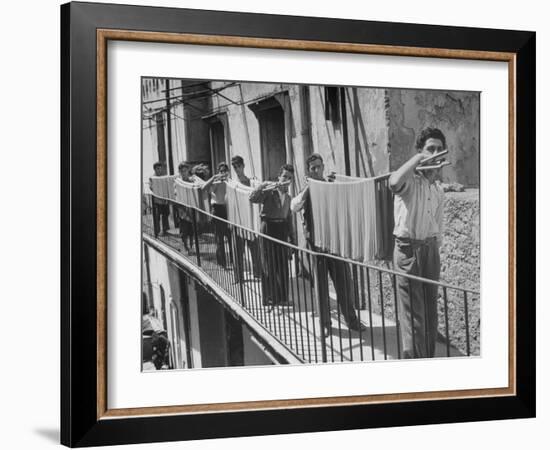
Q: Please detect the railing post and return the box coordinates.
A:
[311,253,328,363]
[443,287,451,357]
[352,265,360,310]
[233,227,246,307]
[463,291,471,356]
[191,209,201,267]
[378,270,387,360]
[408,278,416,359]
[365,268,375,361]
[392,273,401,359]
[304,253,316,363]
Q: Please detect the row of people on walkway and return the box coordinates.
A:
[149,155,366,336]
[148,127,449,358]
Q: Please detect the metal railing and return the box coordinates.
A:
[143,193,480,363]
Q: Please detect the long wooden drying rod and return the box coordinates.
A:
[416,161,452,171]
[419,149,449,165]
[261,180,292,191]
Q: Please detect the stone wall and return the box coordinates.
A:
[440,189,480,290]
[387,89,480,187]
[439,189,480,355]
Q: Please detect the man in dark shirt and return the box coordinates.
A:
[291,153,366,336]
[249,164,295,306]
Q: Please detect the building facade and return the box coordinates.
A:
[142,78,480,188]
[141,78,481,369]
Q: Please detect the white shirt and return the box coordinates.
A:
[393,173,445,242]
[290,186,309,213]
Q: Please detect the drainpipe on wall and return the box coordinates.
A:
[340,87,351,176]
[143,244,154,312]
[300,85,313,168]
[165,79,175,175]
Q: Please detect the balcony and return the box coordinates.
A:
[142,193,479,364]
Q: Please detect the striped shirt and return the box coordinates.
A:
[393,174,445,241]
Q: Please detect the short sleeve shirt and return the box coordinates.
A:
[393,174,445,240]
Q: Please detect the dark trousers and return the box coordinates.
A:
[314,254,359,330]
[212,204,232,267]
[177,206,194,250]
[152,201,169,237]
[233,231,261,282]
[259,219,290,305]
[394,237,440,359]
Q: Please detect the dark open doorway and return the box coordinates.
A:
[249,98,287,181]
[209,120,226,169]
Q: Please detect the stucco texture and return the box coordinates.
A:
[439,189,480,356]
[388,89,480,187]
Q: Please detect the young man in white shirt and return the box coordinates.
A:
[389,127,447,359]
[231,155,261,281]
[203,162,232,267]
[175,161,203,253]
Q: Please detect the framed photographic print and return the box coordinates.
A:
[60,1,535,447]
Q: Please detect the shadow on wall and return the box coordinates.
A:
[34,428,59,444]
[347,88,377,177]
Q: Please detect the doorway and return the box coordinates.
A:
[257,105,286,181]
[209,120,226,169]
[249,97,288,181]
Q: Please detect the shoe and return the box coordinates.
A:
[348,321,367,332]
[276,300,292,307]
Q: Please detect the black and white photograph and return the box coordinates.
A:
[141,78,480,370]
[1,0,540,447]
